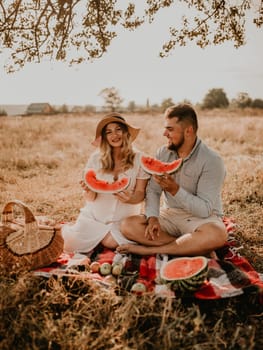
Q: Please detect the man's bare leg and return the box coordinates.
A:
[117,222,228,256]
[120,214,175,246]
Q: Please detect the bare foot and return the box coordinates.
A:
[117,244,156,255]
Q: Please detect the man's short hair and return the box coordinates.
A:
[165,104,198,132]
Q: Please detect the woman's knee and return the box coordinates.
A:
[101,232,118,249]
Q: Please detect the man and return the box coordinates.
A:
[117,104,228,256]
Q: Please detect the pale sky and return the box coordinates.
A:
[0,3,262,107]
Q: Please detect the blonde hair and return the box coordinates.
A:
[100,123,135,172]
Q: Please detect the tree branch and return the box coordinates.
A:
[0,0,261,72]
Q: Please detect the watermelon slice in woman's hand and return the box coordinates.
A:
[84,169,130,194]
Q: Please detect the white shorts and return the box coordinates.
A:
[158,208,225,237]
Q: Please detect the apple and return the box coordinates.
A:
[90,261,100,273]
[99,262,112,276]
[111,262,123,276]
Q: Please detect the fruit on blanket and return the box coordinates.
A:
[130,282,147,294]
[99,262,112,276]
[84,169,130,194]
[160,256,208,292]
[90,261,101,273]
[140,155,183,175]
[111,262,123,276]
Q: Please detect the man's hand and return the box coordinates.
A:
[145,216,161,241]
[153,173,179,196]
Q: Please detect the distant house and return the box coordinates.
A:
[26,103,54,115]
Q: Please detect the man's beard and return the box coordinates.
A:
[167,135,185,152]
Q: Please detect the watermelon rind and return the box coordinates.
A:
[140,155,182,175]
[160,256,208,293]
[84,169,130,194]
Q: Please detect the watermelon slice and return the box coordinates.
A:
[140,155,182,175]
[84,169,130,194]
[160,256,208,293]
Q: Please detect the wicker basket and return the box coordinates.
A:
[0,200,64,272]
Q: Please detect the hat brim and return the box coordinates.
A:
[92,114,140,146]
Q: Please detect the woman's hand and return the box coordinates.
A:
[80,180,97,201]
[80,180,87,191]
[114,178,148,204]
[114,190,132,203]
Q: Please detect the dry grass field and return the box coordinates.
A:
[0,109,263,349]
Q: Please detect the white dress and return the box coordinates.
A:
[62,150,150,253]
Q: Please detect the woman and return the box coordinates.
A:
[62,113,149,254]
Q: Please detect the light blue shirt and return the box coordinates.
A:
[145,138,226,219]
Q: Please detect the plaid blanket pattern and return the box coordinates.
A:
[35,218,263,302]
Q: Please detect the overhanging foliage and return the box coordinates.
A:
[0,0,262,72]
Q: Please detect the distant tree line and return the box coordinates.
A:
[1,87,263,117]
[95,87,263,113]
[200,88,263,109]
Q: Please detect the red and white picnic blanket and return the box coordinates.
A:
[35,218,263,302]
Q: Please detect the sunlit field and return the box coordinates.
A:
[0,109,262,349]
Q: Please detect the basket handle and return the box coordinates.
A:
[1,200,37,227]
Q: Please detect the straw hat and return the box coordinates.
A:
[92,112,140,146]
